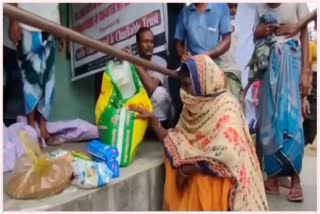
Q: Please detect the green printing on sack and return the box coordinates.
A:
[98,62,148,167]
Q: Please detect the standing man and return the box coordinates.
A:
[129,27,172,128]
[254,3,310,202]
[275,9,317,145]
[9,3,65,145]
[175,3,232,62]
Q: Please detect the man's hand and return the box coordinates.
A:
[181,52,192,63]
[9,21,22,46]
[255,24,277,39]
[300,67,313,96]
[302,96,311,118]
[59,38,66,54]
[275,24,299,39]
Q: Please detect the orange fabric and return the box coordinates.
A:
[163,157,232,211]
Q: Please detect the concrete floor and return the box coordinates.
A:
[268,155,317,211]
[3,141,317,211]
[267,141,317,211]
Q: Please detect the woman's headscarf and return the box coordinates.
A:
[164,55,268,211]
[183,55,225,96]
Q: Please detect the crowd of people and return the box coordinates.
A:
[129,3,317,211]
[4,3,317,211]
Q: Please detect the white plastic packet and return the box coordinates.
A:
[72,157,113,189]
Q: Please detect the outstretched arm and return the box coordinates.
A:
[276,9,317,39]
[298,9,317,29]
[205,34,231,59]
[130,106,167,140]
[134,65,161,97]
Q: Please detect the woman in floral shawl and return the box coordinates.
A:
[130,55,268,211]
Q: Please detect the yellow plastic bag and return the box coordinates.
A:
[95,61,153,167]
[7,131,73,199]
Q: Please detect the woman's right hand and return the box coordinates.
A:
[255,24,276,39]
[176,168,190,193]
[9,20,21,46]
[176,164,201,192]
[130,106,168,140]
[129,106,155,121]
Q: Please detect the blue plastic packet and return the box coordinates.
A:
[93,157,120,178]
[87,140,119,161]
[106,159,120,178]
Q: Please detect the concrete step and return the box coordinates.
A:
[4,142,165,211]
[4,141,317,211]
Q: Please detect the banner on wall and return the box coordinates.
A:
[69,3,168,81]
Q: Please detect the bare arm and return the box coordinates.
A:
[205,34,231,59]
[131,107,168,140]
[149,117,168,140]
[8,3,21,46]
[176,40,191,62]
[176,40,185,60]
[300,26,310,69]
[298,9,317,29]
[276,10,317,39]
[135,65,161,97]
[300,26,312,96]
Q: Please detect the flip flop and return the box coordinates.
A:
[288,186,304,202]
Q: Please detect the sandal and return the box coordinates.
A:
[46,137,62,146]
[288,185,304,202]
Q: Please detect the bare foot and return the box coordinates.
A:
[264,176,280,194]
[27,110,37,129]
[39,113,61,146]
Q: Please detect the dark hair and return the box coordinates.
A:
[227,3,238,8]
[136,27,153,43]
